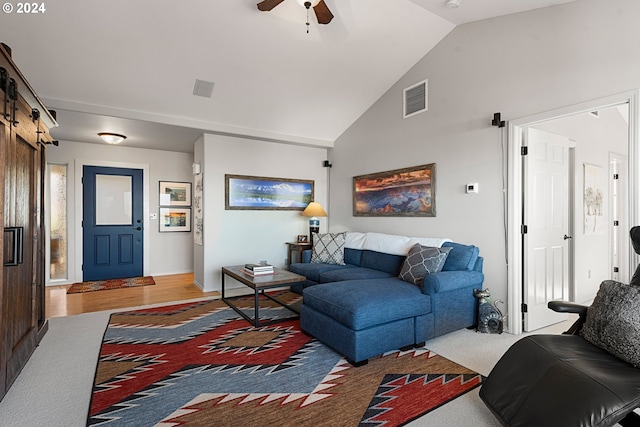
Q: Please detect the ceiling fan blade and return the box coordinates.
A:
[257,0,285,12]
[313,0,334,24]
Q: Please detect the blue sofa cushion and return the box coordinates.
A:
[360,250,406,275]
[303,279,431,330]
[290,280,315,294]
[319,267,394,283]
[301,247,362,265]
[344,248,362,266]
[441,242,479,271]
[289,262,354,283]
[311,232,346,265]
[398,244,451,286]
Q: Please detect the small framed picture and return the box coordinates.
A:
[297,234,309,243]
[159,181,192,207]
[159,208,191,232]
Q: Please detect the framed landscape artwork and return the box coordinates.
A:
[159,181,191,207]
[225,174,314,210]
[159,207,191,232]
[583,163,604,235]
[353,163,436,217]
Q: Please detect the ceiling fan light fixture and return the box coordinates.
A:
[296,0,320,8]
[446,0,461,8]
[98,132,127,145]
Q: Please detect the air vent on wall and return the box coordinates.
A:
[193,79,215,98]
[403,79,428,118]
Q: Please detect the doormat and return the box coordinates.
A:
[88,291,484,426]
[66,276,155,294]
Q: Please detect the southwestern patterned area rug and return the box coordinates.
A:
[67,276,155,294]
[88,291,483,426]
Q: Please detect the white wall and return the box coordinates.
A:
[329,0,640,314]
[46,140,195,284]
[194,134,328,292]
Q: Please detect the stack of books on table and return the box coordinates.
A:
[242,263,275,276]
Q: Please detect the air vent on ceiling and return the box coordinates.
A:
[403,79,428,119]
[193,79,215,98]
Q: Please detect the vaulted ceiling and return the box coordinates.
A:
[2,0,576,152]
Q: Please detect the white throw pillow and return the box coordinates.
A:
[310,232,346,265]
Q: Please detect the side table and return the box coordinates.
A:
[286,242,312,266]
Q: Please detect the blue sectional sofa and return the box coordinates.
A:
[289,232,484,365]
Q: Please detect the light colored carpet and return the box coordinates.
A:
[0,302,575,427]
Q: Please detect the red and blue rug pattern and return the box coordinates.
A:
[88,291,483,426]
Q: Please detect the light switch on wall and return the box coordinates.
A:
[466,183,479,194]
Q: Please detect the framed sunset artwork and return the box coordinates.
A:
[353,163,436,217]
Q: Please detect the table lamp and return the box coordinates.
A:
[301,202,327,241]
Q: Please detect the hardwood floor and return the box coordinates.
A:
[45,273,220,318]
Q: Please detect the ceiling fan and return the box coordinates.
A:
[257,0,334,25]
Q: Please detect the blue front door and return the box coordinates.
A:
[83,166,144,281]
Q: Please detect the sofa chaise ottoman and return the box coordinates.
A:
[289,232,484,365]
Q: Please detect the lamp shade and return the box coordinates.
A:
[302,202,327,217]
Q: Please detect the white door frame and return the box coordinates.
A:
[609,152,629,284]
[506,90,640,335]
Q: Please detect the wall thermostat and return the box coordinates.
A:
[466,183,479,194]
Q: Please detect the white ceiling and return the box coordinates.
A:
[2,0,576,153]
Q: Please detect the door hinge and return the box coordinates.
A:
[614,267,619,273]
[521,224,528,234]
[613,173,619,180]
[521,303,528,313]
[521,146,528,156]
[614,220,619,226]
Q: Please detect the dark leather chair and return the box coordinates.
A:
[480,227,640,426]
[479,301,640,426]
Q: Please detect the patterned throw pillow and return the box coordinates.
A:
[311,232,346,265]
[581,280,640,367]
[398,244,451,286]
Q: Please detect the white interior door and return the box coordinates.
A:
[523,128,572,331]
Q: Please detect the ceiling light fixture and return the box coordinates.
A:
[296,0,321,33]
[446,0,461,8]
[296,0,320,7]
[98,132,127,144]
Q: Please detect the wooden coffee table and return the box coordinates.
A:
[221,265,306,327]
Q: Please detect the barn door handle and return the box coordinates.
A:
[563,234,572,240]
[4,227,23,266]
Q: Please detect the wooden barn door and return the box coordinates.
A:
[2,129,39,396]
